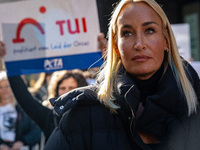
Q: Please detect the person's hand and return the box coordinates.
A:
[0,144,10,150]
[97,33,107,57]
[11,141,24,150]
[0,41,6,57]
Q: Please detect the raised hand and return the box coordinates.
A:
[0,41,6,57]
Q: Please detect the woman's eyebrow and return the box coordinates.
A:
[142,21,158,26]
[120,24,132,29]
[120,21,158,29]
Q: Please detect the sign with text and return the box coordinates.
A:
[0,0,102,76]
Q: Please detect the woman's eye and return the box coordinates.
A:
[146,28,155,34]
[122,31,132,37]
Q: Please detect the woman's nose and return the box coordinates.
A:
[134,34,146,50]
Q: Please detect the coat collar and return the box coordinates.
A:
[114,64,188,117]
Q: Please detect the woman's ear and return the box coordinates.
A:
[163,36,169,52]
[164,28,169,52]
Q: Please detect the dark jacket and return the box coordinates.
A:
[0,105,41,148]
[44,63,200,150]
[8,76,61,141]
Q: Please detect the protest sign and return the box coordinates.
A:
[0,0,102,76]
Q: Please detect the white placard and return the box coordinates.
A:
[0,0,102,76]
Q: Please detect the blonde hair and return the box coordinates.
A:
[32,72,47,93]
[97,0,198,115]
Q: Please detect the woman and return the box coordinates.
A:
[0,71,41,150]
[44,0,200,149]
[7,70,88,143]
[42,69,88,108]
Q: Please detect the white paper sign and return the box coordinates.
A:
[0,0,102,76]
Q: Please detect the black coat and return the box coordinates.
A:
[44,63,200,150]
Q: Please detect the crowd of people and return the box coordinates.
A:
[0,31,105,149]
[0,0,200,150]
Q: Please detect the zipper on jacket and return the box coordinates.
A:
[124,85,135,136]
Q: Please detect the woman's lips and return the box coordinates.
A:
[132,55,151,61]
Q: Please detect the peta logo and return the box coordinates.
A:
[44,58,63,71]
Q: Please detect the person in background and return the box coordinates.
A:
[0,32,107,145]
[83,70,97,85]
[29,72,52,103]
[6,69,88,144]
[0,71,41,150]
[42,69,88,108]
[44,0,200,149]
[0,43,88,148]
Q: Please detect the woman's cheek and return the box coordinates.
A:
[121,43,132,58]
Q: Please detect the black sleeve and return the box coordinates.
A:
[8,76,53,131]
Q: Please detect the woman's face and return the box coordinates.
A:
[0,79,13,105]
[116,2,168,80]
[58,77,78,96]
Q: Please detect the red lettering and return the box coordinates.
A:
[55,17,87,36]
[82,18,87,33]
[56,20,65,35]
[67,18,80,34]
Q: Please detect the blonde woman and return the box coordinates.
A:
[44,0,200,149]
